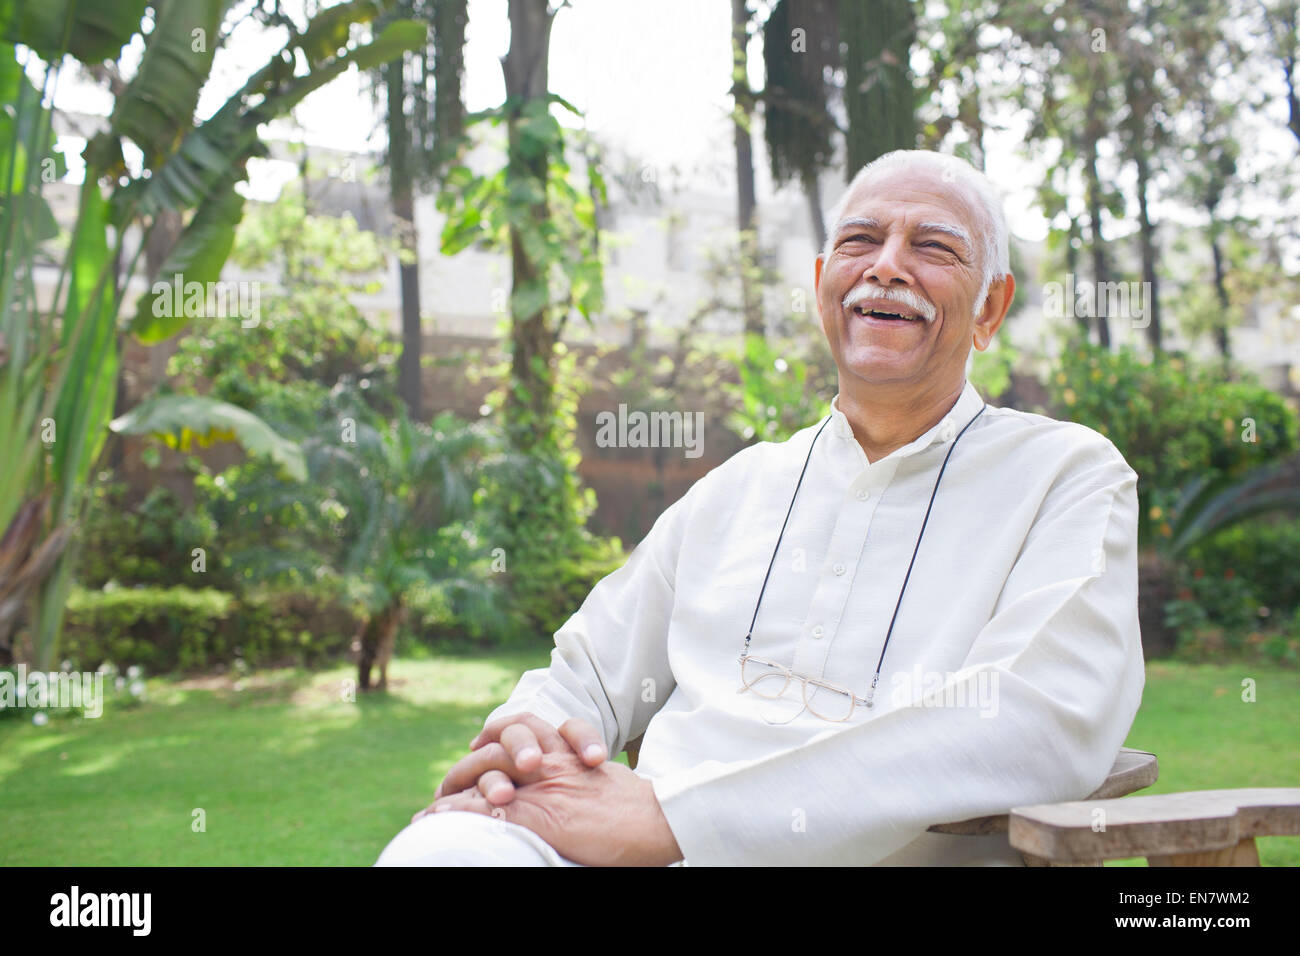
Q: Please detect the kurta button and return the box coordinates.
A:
[833,563,846,575]
[856,489,869,501]
[811,625,825,639]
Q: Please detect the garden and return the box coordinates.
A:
[2,0,1299,871]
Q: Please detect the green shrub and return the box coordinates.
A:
[1170,622,1300,667]
[61,586,357,673]
[1181,518,1300,618]
[1044,335,1299,548]
[79,480,224,590]
[1163,517,1300,661]
[499,534,627,644]
[722,332,837,443]
[1167,563,1262,636]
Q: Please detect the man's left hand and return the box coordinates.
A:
[431,752,683,867]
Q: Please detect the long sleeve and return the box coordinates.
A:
[650,443,1146,866]
[484,480,698,756]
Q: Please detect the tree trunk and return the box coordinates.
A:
[1137,549,1177,659]
[1065,218,1089,339]
[107,208,183,472]
[501,0,558,457]
[1123,67,1162,354]
[732,0,762,338]
[839,0,916,173]
[1208,219,1231,361]
[387,57,423,420]
[804,167,826,251]
[358,598,404,691]
[1134,151,1162,353]
[1083,81,1111,349]
[1277,2,1300,146]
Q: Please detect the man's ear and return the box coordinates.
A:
[814,253,824,294]
[973,273,1015,351]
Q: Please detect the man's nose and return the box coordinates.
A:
[863,235,913,286]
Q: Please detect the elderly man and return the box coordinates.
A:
[376,148,1145,867]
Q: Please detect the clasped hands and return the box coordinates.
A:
[413,712,683,867]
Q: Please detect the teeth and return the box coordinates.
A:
[851,304,919,320]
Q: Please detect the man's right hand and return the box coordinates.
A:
[412,712,607,823]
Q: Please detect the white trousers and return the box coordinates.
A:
[374,810,586,867]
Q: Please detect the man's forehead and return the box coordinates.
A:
[839,166,982,230]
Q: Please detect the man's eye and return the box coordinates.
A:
[920,241,953,251]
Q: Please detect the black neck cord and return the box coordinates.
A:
[740,400,988,709]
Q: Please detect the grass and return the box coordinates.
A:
[0,654,1295,865]
[1105,659,1300,866]
[0,651,552,865]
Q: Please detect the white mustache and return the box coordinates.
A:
[841,286,937,322]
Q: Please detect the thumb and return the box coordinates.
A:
[558,717,607,766]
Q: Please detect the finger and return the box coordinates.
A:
[436,741,534,800]
[499,723,544,772]
[437,742,511,798]
[559,717,608,766]
[471,713,566,753]
[411,793,447,822]
[434,789,499,819]
[477,769,517,806]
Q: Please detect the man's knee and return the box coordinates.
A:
[374,810,576,867]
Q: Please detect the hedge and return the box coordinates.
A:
[61,586,358,674]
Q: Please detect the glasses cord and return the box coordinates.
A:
[741,401,989,710]
[741,415,833,660]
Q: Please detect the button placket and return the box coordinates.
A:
[795,484,876,674]
[794,458,903,679]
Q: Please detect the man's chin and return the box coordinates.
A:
[837,342,922,375]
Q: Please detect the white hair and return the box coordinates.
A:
[821,150,1011,312]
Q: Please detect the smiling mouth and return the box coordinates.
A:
[849,304,926,322]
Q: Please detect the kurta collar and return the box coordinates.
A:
[827,379,986,461]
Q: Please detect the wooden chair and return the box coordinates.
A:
[622,738,1300,865]
[1008,787,1300,866]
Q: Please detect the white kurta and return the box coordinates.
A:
[486,378,1146,865]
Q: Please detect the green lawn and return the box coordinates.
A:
[1106,660,1300,866]
[0,654,1295,865]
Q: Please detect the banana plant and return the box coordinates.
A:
[0,1,425,668]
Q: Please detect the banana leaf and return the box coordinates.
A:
[0,0,147,63]
[108,0,229,166]
[111,393,307,481]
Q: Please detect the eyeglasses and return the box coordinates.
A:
[737,655,869,723]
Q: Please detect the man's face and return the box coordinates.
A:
[814,165,1013,390]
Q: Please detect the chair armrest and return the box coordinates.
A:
[927,748,1158,835]
[1008,787,1300,863]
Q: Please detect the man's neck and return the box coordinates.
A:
[835,377,966,464]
